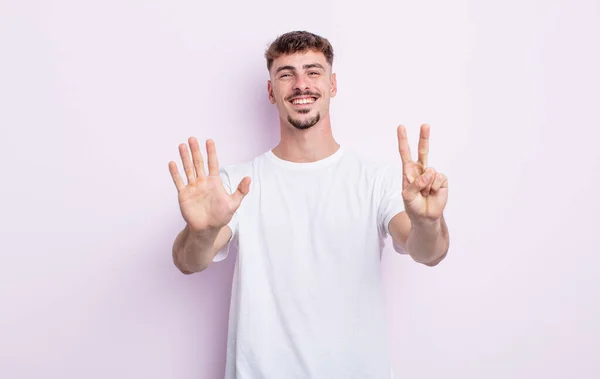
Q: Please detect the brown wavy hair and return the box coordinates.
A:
[265,31,334,72]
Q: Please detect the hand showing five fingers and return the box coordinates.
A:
[397,124,448,223]
[168,137,251,232]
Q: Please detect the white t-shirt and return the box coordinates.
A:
[214,146,406,379]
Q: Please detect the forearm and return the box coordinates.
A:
[406,215,449,266]
[172,225,221,274]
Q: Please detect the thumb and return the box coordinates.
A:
[230,176,251,207]
[403,171,433,202]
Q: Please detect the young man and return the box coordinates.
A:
[169,31,449,379]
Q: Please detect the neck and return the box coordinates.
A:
[272,113,340,163]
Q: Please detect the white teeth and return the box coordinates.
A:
[292,98,315,105]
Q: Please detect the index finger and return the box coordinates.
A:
[417,124,430,168]
[206,139,220,176]
[397,125,413,165]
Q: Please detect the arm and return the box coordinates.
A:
[389,211,449,267]
[172,224,233,274]
[168,137,250,275]
[393,124,450,266]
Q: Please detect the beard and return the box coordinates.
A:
[287,110,321,130]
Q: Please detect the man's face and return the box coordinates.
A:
[268,50,337,130]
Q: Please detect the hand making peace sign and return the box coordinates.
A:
[397,124,449,223]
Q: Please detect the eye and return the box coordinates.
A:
[309,71,320,76]
[280,73,292,79]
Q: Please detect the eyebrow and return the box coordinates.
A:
[303,63,325,70]
[275,63,326,74]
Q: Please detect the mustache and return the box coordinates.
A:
[286,91,321,102]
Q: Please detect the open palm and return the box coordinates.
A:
[168,138,250,232]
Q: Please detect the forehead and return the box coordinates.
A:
[271,50,330,72]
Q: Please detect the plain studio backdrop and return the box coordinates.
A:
[1,0,599,378]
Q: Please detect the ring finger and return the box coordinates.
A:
[420,167,436,196]
[179,143,196,185]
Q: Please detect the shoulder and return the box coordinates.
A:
[219,151,269,181]
[342,148,401,180]
[341,149,404,202]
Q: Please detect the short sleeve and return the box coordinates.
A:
[212,168,239,262]
[377,164,408,254]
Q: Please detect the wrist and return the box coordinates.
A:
[409,214,443,230]
[187,224,221,240]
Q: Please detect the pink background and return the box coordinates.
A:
[1,0,599,378]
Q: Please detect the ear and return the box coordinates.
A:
[267,80,276,104]
[330,73,337,98]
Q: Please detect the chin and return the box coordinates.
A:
[287,112,321,130]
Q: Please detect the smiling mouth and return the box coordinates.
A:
[289,95,319,106]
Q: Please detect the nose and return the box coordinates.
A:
[293,74,310,92]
